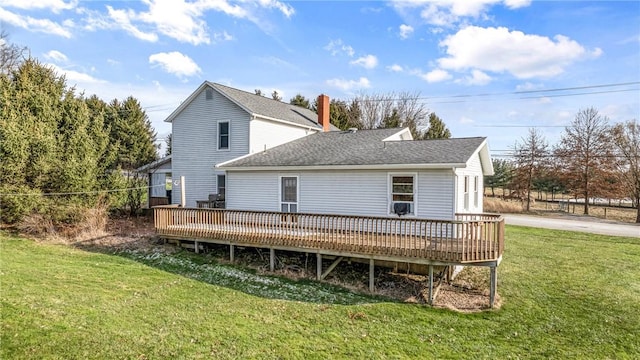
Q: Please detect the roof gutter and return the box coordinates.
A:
[217,163,468,171]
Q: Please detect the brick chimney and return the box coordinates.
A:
[317,94,330,132]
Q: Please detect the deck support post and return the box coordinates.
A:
[270,248,275,272]
[316,253,322,280]
[230,244,235,262]
[369,259,375,292]
[194,241,199,254]
[428,265,434,305]
[490,266,497,308]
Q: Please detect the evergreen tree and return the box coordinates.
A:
[165,133,172,156]
[423,113,451,139]
[289,94,310,109]
[0,59,109,222]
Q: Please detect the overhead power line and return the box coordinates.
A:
[0,184,165,197]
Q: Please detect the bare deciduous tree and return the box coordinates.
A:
[611,120,640,223]
[555,107,613,215]
[1,31,28,76]
[513,128,549,211]
[353,91,429,138]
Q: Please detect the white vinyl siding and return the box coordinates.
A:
[226,169,456,220]
[171,87,250,207]
[226,172,280,211]
[416,170,455,219]
[249,118,316,154]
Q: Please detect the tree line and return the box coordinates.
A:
[266,91,452,140]
[485,108,639,223]
[0,33,158,226]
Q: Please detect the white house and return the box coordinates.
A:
[218,127,493,220]
[143,81,493,218]
[157,81,336,207]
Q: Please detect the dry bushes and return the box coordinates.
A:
[483,197,524,213]
[16,202,109,241]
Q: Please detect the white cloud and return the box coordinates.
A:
[391,0,531,27]
[255,0,295,18]
[438,26,599,79]
[0,0,77,13]
[44,50,68,63]
[91,0,294,45]
[420,69,452,83]
[149,51,201,77]
[399,24,414,39]
[47,63,106,84]
[388,64,404,72]
[350,54,378,69]
[213,31,233,42]
[0,7,72,37]
[107,6,158,42]
[326,77,371,91]
[324,39,355,57]
[461,69,492,85]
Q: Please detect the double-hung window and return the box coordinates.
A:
[474,176,479,208]
[390,174,415,215]
[280,176,298,213]
[218,121,229,150]
[463,176,470,210]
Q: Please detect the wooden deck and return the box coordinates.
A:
[154,207,505,306]
[154,207,504,265]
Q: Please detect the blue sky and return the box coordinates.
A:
[1,0,639,155]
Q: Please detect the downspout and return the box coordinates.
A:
[452,168,458,219]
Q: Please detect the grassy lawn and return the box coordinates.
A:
[1,227,639,359]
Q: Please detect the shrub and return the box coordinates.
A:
[0,185,42,224]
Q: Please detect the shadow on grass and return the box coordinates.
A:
[72,236,402,306]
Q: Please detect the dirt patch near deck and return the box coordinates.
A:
[67,216,499,312]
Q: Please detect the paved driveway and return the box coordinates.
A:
[503,214,639,238]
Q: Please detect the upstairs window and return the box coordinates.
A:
[218,121,229,150]
[390,174,415,216]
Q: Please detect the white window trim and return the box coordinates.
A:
[387,172,418,217]
[463,175,470,211]
[217,120,230,151]
[474,176,479,208]
[278,175,299,213]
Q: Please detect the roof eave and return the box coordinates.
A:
[218,163,467,171]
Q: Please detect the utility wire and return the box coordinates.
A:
[0,184,165,197]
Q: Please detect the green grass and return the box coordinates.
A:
[1,227,639,359]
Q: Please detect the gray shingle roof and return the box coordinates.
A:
[210,82,339,130]
[219,128,486,169]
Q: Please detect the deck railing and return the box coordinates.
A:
[154,207,504,263]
